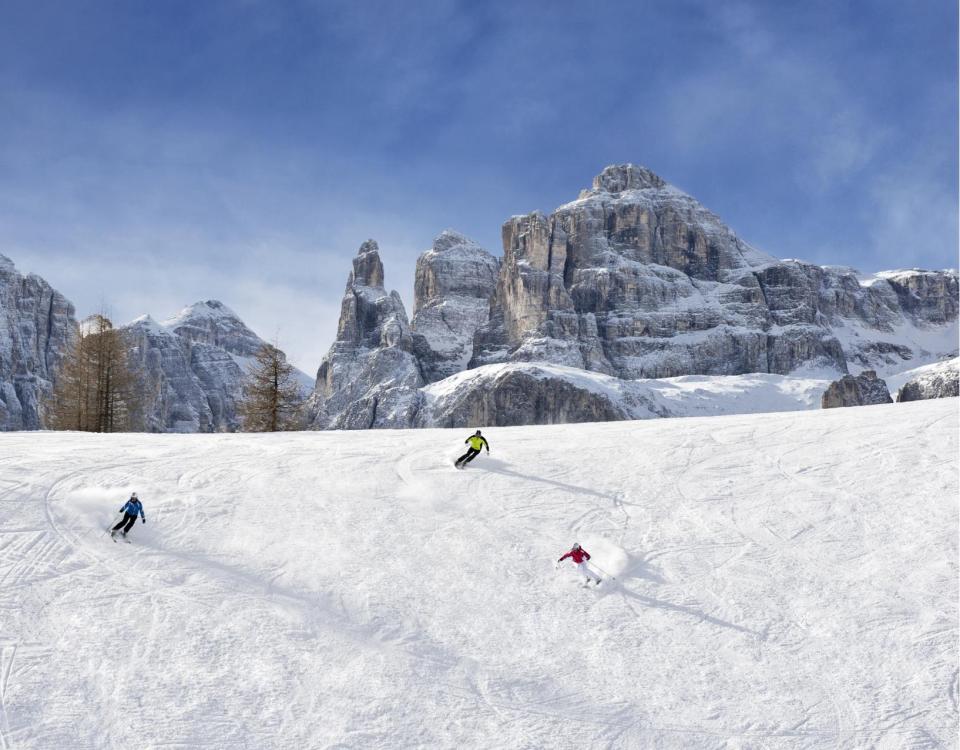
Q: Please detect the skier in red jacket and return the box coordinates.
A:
[558,543,601,585]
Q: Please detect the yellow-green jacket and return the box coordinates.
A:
[465,435,489,451]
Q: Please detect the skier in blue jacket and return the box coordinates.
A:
[111,493,146,539]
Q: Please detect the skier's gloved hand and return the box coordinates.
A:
[142,518,146,524]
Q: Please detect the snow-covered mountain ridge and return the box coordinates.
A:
[2,398,956,747]
[0,263,309,432]
[309,165,958,429]
[124,300,311,432]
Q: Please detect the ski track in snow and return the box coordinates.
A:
[0,400,956,748]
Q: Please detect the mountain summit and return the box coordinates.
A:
[308,164,958,428]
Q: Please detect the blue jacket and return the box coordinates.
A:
[120,499,145,520]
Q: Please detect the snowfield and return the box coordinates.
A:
[0,399,957,749]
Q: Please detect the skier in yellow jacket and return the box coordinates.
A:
[455,430,489,469]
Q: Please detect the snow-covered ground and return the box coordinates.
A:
[0,399,957,748]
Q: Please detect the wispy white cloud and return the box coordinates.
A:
[0,0,954,373]
[863,162,959,271]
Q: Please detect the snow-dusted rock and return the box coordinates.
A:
[307,165,957,429]
[471,164,852,378]
[420,364,635,427]
[162,300,264,358]
[418,362,835,427]
[0,254,76,430]
[895,357,959,402]
[124,301,296,432]
[821,370,893,408]
[411,231,500,382]
[470,166,957,381]
[878,270,958,324]
[125,316,219,432]
[308,240,423,429]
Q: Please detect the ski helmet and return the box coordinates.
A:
[573,543,581,550]
[475,429,482,436]
[131,492,138,499]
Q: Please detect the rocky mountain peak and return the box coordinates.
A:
[351,239,385,288]
[161,300,262,358]
[0,253,16,273]
[411,231,500,383]
[165,300,237,324]
[308,239,422,429]
[430,229,475,254]
[307,163,958,430]
[414,231,499,307]
[590,163,667,194]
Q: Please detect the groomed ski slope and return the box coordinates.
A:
[0,399,957,749]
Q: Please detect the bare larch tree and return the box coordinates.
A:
[239,343,304,431]
[46,314,142,431]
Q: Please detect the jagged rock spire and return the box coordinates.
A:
[349,239,385,289]
[309,239,422,429]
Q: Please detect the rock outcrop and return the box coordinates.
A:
[821,371,893,408]
[470,164,850,378]
[162,300,265,358]
[307,165,958,429]
[418,363,671,427]
[308,241,423,429]
[0,254,76,430]
[124,301,301,432]
[896,358,959,402]
[411,231,500,383]
[422,365,631,427]
[125,315,222,432]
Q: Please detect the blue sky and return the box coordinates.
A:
[1,0,956,372]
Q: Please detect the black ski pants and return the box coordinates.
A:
[113,513,138,533]
[456,447,481,466]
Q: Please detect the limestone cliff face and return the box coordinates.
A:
[308,240,423,429]
[472,164,848,378]
[821,371,893,408]
[125,316,220,432]
[411,231,500,383]
[307,165,958,429]
[881,270,958,324]
[896,358,959,402]
[125,301,301,433]
[0,254,76,430]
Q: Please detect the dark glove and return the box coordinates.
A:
[142,518,146,524]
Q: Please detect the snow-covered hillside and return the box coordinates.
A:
[1,400,956,748]
[419,362,838,425]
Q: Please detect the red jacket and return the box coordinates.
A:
[559,548,590,564]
